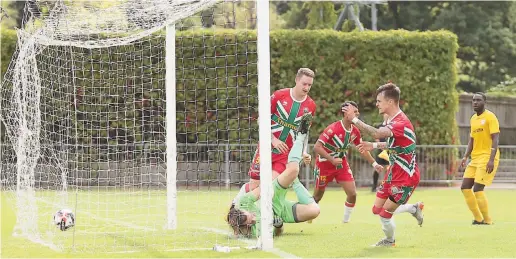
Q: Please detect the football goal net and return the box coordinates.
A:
[0,0,274,253]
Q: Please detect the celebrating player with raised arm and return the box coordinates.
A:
[227,113,320,238]
[231,68,316,206]
[309,101,384,224]
[342,83,424,247]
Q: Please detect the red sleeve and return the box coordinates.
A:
[352,126,362,146]
[386,119,404,138]
[270,90,281,114]
[318,124,334,144]
[311,100,317,117]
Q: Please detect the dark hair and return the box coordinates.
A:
[341,101,358,110]
[474,92,487,101]
[376,82,400,103]
[226,206,251,237]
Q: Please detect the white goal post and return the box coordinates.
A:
[256,0,274,251]
[0,0,274,253]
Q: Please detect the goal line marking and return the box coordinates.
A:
[199,227,302,258]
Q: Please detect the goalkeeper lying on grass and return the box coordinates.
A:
[226,113,320,238]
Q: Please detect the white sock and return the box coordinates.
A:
[394,203,416,214]
[343,202,355,223]
[380,216,396,242]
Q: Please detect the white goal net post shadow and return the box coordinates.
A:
[0,0,276,252]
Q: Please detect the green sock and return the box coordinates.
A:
[292,178,315,204]
[287,133,306,163]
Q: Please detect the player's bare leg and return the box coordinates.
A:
[373,197,388,212]
[312,188,325,204]
[339,181,356,223]
[306,187,324,224]
[293,199,320,222]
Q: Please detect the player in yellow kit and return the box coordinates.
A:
[460,92,500,225]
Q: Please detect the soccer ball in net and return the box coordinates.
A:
[53,209,75,231]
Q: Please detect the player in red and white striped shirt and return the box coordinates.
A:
[310,101,384,224]
[342,83,424,247]
[230,68,316,208]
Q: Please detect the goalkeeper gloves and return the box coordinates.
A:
[273,215,283,228]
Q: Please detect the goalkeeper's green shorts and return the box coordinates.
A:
[272,179,297,223]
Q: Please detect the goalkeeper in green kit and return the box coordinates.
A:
[226,113,320,237]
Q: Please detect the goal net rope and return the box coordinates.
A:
[1,0,269,253]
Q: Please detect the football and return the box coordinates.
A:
[53,209,75,231]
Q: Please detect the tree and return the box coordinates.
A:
[430,2,516,92]
[358,1,516,93]
[488,77,516,97]
[277,1,310,29]
[304,2,338,29]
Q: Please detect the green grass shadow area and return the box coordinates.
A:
[2,187,516,258]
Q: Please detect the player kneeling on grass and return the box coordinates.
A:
[226,113,320,238]
[309,101,384,224]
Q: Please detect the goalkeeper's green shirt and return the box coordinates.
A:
[237,193,261,238]
[237,179,297,238]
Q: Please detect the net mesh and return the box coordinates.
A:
[1,0,260,253]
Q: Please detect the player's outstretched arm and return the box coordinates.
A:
[358,150,384,173]
[342,106,392,139]
[353,121,392,139]
[356,141,388,153]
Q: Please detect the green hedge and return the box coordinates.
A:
[1,29,17,82]
[0,29,459,161]
[270,29,460,146]
[1,29,18,143]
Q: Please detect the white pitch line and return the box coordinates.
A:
[37,198,156,231]
[199,227,301,258]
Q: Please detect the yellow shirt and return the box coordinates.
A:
[470,109,500,160]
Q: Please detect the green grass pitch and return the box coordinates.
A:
[2,187,516,258]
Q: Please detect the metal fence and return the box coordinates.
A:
[311,145,516,188]
[1,143,515,189]
[175,143,516,188]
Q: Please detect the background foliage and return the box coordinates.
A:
[269,29,459,145]
[272,1,516,94]
[1,29,459,154]
[4,1,516,94]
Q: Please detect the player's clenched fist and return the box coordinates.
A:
[330,157,343,167]
[302,153,311,165]
[459,157,468,170]
[272,137,288,153]
[373,164,384,173]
